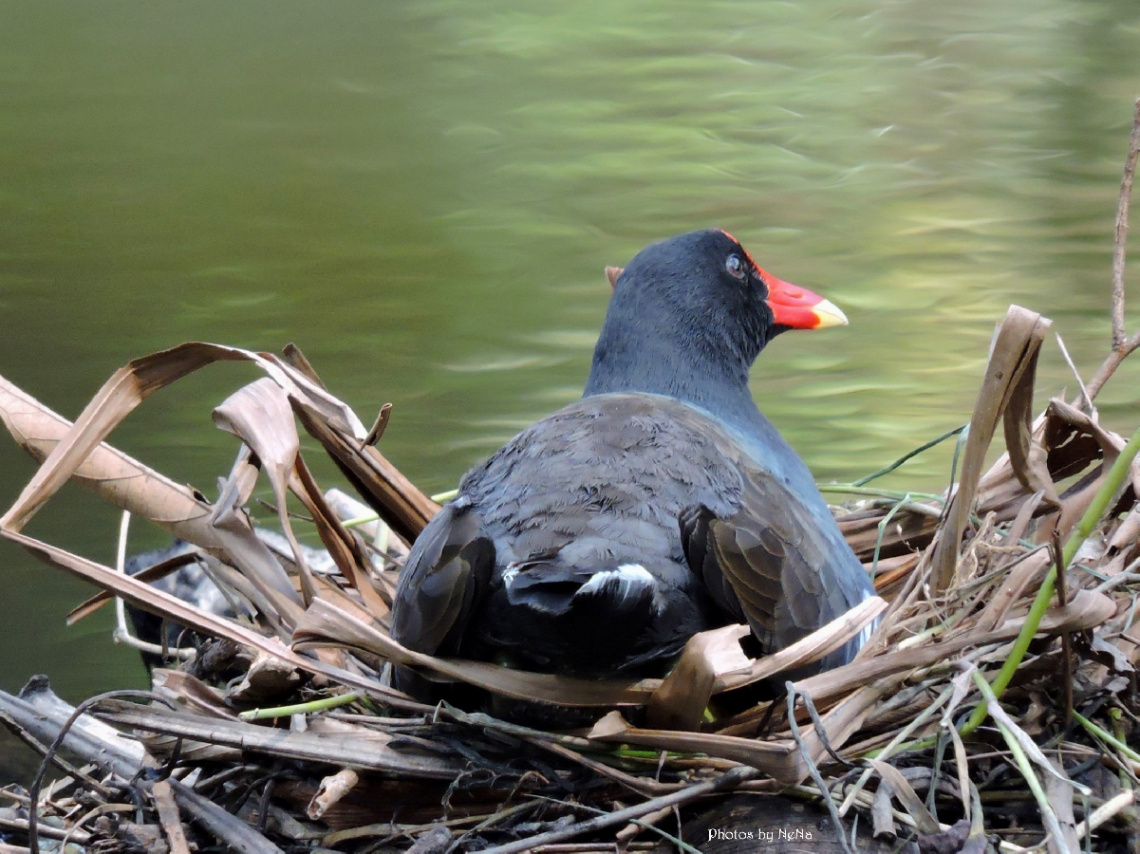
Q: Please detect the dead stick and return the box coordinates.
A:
[475,765,759,854]
[523,737,679,798]
[615,805,675,846]
[786,684,856,854]
[1112,98,1140,348]
[1086,99,1140,400]
[0,712,112,799]
[152,780,192,854]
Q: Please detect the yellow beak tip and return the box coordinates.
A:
[813,298,849,329]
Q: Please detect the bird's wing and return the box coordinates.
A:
[681,469,851,658]
[390,498,494,657]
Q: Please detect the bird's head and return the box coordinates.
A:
[596,229,846,384]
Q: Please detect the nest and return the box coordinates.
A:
[3,110,1140,854]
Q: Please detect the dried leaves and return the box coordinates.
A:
[928,305,1053,593]
[2,288,1140,853]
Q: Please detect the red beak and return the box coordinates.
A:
[762,271,848,330]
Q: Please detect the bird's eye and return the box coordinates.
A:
[725,254,746,279]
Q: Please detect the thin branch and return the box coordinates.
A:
[1112,98,1140,348]
[1086,98,1140,400]
[474,765,759,854]
[1054,332,1093,413]
[1084,332,1140,401]
[787,684,856,854]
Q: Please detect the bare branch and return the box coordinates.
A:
[1081,100,1140,403]
[1111,98,1140,348]
[1085,330,1140,401]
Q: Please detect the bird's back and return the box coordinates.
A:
[452,394,745,673]
[462,393,744,571]
[393,391,876,676]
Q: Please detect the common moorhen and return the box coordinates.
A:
[391,229,876,679]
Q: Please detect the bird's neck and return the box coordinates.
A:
[582,328,761,433]
[582,322,824,498]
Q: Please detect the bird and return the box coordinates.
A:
[390,228,876,681]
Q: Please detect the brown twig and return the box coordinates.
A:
[786,683,856,854]
[0,712,112,799]
[1112,99,1140,347]
[25,690,177,854]
[474,765,759,854]
[152,780,192,854]
[1085,98,1140,401]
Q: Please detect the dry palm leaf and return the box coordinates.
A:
[928,306,1053,593]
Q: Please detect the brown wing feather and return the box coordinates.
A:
[684,468,852,659]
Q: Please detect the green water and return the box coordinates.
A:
[1,1,1138,746]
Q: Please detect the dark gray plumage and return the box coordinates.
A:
[391,228,876,679]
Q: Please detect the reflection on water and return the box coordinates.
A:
[1,0,1139,712]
